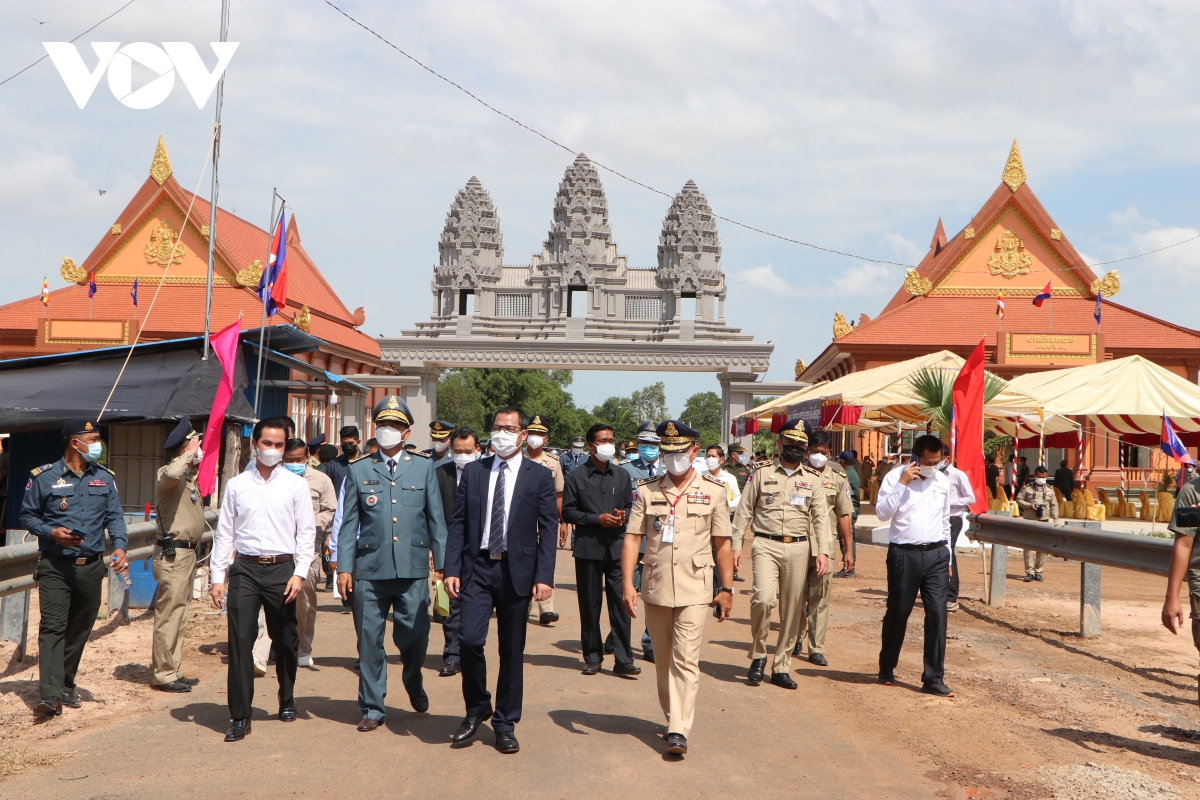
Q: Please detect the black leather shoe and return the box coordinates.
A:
[581,661,601,676]
[665,733,687,755]
[279,703,297,722]
[921,681,955,697]
[178,676,200,687]
[410,693,429,713]
[539,612,559,625]
[439,660,460,677]
[771,672,798,690]
[791,643,803,657]
[225,719,251,741]
[809,652,828,667]
[747,657,766,686]
[878,673,895,686]
[494,731,520,754]
[35,697,62,716]
[452,710,493,743]
[1034,573,1044,582]
[613,662,641,676]
[733,572,746,582]
[1023,574,1034,582]
[833,569,856,578]
[61,689,82,708]
[152,680,192,693]
[642,648,655,664]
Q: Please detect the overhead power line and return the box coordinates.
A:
[0,0,139,87]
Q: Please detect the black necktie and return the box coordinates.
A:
[488,461,507,556]
[389,459,395,477]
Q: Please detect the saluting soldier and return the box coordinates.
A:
[423,420,456,467]
[622,421,734,757]
[151,418,205,692]
[793,430,854,666]
[525,415,565,624]
[21,418,128,716]
[336,396,447,732]
[730,420,829,689]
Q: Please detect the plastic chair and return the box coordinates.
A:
[1139,490,1158,521]
[1157,492,1175,523]
[1097,488,1118,518]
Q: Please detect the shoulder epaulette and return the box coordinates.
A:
[830,463,846,475]
[638,477,658,486]
[411,450,431,459]
[30,462,55,477]
[349,454,366,463]
[100,465,116,475]
[701,474,725,486]
[753,458,772,468]
[544,451,560,461]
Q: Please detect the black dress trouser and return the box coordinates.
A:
[226,558,298,720]
[36,556,105,700]
[878,543,950,685]
[947,517,963,604]
[575,554,632,666]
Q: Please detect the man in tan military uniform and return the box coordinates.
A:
[151,419,206,692]
[1016,464,1058,582]
[731,420,829,689]
[623,420,733,757]
[794,430,854,666]
[525,415,565,624]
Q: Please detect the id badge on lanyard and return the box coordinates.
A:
[662,477,690,544]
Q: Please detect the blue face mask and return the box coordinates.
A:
[76,440,103,463]
[283,463,306,475]
[638,444,660,462]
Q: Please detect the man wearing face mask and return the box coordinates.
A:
[337,396,446,732]
[1016,465,1058,582]
[563,423,637,675]
[622,420,734,756]
[436,428,481,677]
[725,443,751,493]
[422,420,456,467]
[619,421,663,661]
[730,420,830,689]
[561,436,589,476]
[524,415,566,625]
[150,418,205,693]
[22,418,128,717]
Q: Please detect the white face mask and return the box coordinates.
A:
[453,452,478,470]
[665,453,693,476]
[432,439,450,453]
[1034,476,1047,486]
[490,429,521,458]
[705,457,722,473]
[256,447,283,467]
[526,435,545,450]
[593,443,616,462]
[808,453,828,470]
[918,464,936,477]
[375,426,404,449]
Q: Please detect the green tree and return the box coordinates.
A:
[436,369,594,447]
[630,382,668,423]
[680,391,723,448]
[591,396,639,444]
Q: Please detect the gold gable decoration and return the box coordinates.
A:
[110,224,121,236]
[793,358,807,380]
[903,269,932,296]
[987,229,1033,279]
[294,304,312,333]
[149,135,173,186]
[60,256,86,284]
[1001,139,1026,192]
[833,312,853,339]
[1090,270,1120,298]
[144,219,186,269]
[235,259,263,287]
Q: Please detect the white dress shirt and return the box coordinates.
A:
[943,464,976,518]
[211,463,316,584]
[481,452,522,551]
[710,469,742,512]
[875,466,952,554]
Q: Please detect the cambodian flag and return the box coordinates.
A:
[1032,281,1052,307]
[88,270,97,298]
[258,212,288,317]
[1161,414,1195,465]
[131,276,138,307]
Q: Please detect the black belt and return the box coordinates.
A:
[892,540,947,551]
[479,549,506,560]
[44,552,102,565]
[754,532,808,544]
[235,552,294,564]
[157,539,199,549]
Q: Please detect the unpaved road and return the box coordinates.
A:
[3,543,1200,799]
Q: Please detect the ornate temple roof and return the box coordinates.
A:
[435,176,504,288]
[542,153,614,266]
[658,179,722,289]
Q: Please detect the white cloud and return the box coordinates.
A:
[1131,226,1200,276]
[832,263,898,295]
[881,233,921,264]
[1108,206,1149,226]
[733,263,803,297]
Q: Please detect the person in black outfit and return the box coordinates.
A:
[1017,456,1030,493]
[1054,460,1075,498]
[562,423,638,676]
[435,427,480,677]
[985,455,1000,502]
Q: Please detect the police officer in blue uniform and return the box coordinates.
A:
[21,418,128,716]
[336,396,447,732]
[422,420,456,468]
[560,436,589,475]
[619,421,664,482]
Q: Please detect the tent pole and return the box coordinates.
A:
[203,0,230,360]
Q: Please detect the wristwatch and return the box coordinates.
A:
[716,587,734,595]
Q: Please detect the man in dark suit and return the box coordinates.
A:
[444,406,558,754]
[435,427,480,677]
[1054,460,1075,498]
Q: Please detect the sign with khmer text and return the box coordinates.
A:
[998,332,1101,366]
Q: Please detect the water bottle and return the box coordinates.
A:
[111,555,132,589]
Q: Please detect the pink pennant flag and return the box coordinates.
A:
[198,319,242,497]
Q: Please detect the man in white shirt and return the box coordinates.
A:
[940,444,976,613]
[209,417,316,742]
[874,434,954,697]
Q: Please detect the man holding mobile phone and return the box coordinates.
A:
[562,423,636,676]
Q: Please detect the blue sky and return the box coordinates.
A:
[2,1,1199,416]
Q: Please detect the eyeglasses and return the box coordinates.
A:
[490,425,523,435]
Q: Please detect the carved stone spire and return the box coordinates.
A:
[436,176,503,287]
[149,135,172,186]
[1001,139,1026,192]
[657,180,722,291]
[541,153,615,282]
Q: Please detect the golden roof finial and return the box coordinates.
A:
[1001,139,1026,193]
[149,135,173,186]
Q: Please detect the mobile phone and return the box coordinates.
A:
[1174,507,1200,528]
[69,528,87,540]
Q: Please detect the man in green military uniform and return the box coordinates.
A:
[337,396,447,732]
[524,415,565,624]
[151,418,205,692]
[725,443,751,492]
[794,431,855,665]
[21,418,128,716]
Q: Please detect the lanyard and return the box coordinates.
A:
[662,473,695,519]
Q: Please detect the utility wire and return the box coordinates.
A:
[0,0,139,87]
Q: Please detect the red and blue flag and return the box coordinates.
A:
[131,276,138,307]
[257,213,288,317]
[1161,413,1195,465]
[87,270,97,298]
[1032,281,1052,307]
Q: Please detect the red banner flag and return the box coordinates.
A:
[952,337,989,514]
[198,319,241,497]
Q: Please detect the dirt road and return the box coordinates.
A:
[3,543,1200,798]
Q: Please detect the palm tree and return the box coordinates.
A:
[908,367,1008,439]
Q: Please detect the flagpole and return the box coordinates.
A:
[253,190,280,417]
[203,0,231,361]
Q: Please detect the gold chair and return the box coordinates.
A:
[1139,490,1158,521]
[1054,486,1075,519]
[1097,488,1118,518]
[1157,492,1175,523]
[1114,488,1132,518]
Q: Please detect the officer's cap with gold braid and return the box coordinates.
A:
[429,420,455,440]
[526,415,550,435]
[63,418,98,437]
[655,420,699,453]
[778,419,809,445]
[374,395,413,427]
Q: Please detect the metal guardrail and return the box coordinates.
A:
[967,512,1173,638]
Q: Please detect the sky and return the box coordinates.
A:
[2,1,1199,416]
